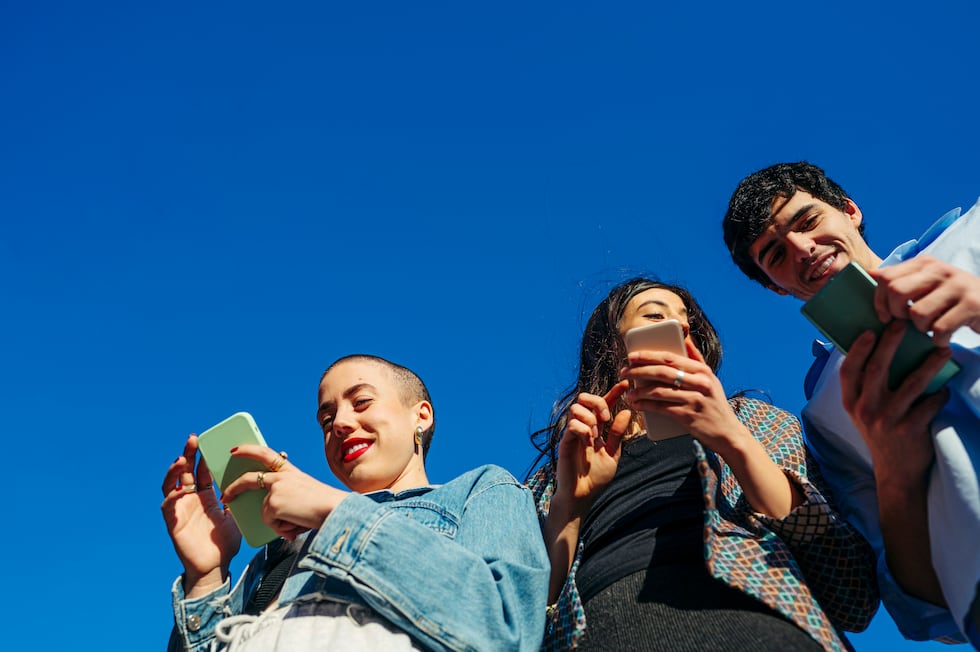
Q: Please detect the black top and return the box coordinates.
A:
[575,434,704,603]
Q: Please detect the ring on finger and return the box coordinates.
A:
[257,472,266,489]
[673,370,685,388]
[183,483,197,493]
[269,451,288,472]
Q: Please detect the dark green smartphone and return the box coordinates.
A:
[800,262,960,394]
[197,412,278,547]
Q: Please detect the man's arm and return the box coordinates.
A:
[839,320,952,606]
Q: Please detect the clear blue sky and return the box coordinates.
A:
[2,1,977,649]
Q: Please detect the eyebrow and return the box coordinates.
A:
[317,382,377,416]
[635,299,687,315]
[755,202,815,264]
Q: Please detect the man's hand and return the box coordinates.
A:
[869,255,980,346]
[839,320,951,606]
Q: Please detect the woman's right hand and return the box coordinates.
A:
[161,435,242,597]
[555,380,632,510]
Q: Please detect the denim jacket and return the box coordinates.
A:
[170,464,550,652]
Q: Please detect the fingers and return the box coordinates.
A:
[841,321,953,419]
[685,339,705,364]
[230,445,294,473]
[195,454,218,500]
[869,257,980,345]
[603,410,632,457]
[839,330,876,411]
[162,435,200,497]
[564,385,630,446]
[220,470,271,504]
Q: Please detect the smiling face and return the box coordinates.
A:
[317,359,431,494]
[748,190,880,300]
[617,288,697,352]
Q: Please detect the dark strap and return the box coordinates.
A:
[243,539,300,615]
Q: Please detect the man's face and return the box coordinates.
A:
[316,360,427,494]
[748,190,879,300]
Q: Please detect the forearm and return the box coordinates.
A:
[543,492,586,603]
[877,473,946,607]
[721,427,804,518]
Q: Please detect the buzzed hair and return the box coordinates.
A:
[320,354,436,458]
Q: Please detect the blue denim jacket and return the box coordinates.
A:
[170,464,550,651]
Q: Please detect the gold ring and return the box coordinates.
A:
[673,370,685,388]
[257,472,266,489]
[269,451,288,472]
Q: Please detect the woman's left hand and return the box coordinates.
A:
[220,446,350,540]
[622,340,750,457]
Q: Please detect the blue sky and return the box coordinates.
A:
[3,1,978,649]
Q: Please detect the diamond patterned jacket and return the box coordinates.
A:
[528,397,879,652]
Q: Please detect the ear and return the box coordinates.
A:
[415,400,433,431]
[844,198,863,228]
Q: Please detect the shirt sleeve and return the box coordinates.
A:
[739,399,880,632]
[802,410,966,642]
[169,549,263,651]
[298,469,550,652]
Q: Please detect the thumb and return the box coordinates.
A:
[685,339,705,364]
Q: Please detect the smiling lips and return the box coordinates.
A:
[806,252,837,283]
[342,439,373,463]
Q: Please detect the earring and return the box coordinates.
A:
[414,426,423,447]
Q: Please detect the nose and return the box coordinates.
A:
[331,404,357,436]
[785,231,815,260]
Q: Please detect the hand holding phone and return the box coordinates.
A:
[624,320,690,441]
[801,262,961,394]
[197,412,279,547]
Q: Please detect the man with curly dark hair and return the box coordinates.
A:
[722,161,980,648]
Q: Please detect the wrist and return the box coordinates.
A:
[550,488,591,522]
[183,567,228,599]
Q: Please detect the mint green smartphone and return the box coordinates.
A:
[801,262,960,394]
[197,412,278,547]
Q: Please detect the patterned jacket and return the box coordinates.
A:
[528,397,879,652]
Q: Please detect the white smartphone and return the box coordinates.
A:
[623,320,689,441]
[197,412,279,548]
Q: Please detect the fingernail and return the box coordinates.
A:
[230,446,238,453]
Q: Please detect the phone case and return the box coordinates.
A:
[197,412,278,547]
[800,262,960,394]
[624,320,690,441]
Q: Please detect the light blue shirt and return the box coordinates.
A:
[170,464,550,652]
[802,198,980,645]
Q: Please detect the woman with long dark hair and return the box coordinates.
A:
[527,277,878,652]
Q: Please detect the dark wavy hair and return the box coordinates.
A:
[527,278,723,476]
[723,161,861,288]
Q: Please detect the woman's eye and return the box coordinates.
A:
[643,313,666,320]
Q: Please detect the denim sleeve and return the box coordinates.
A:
[169,550,261,651]
[299,470,550,652]
[802,413,966,642]
[739,399,880,631]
